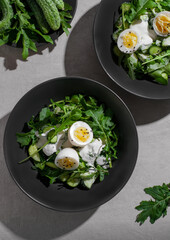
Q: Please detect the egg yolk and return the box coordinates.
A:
[74,127,90,143]
[57,157,75,169]
[123,32,138,48]
[155,15,170,35]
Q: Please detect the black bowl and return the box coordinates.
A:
[94,0,170,99]
[3,77,138,211]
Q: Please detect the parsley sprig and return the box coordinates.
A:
[135,183,170,225]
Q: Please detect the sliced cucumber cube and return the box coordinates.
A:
[28,145,40,162]
[67,177,80,187]
[47,130,57,143]
[42,126,53,133]
[149,46,162,55]
[83,176,96,189]
[45,162,58,169]
[59,172,70,182]
[80,172,95,179]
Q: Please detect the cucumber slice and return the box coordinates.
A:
[80,172,95,179]
[47,130,58,143]
[59,172,70,182]
[83,176,96,189]
[42,126,53,133]
[67,176,80,187]
[149,46,162,55]
[162,36,170,47]
[45,162,58,169]
[28,145,40,162]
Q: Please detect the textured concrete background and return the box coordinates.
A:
[0,1,170,240]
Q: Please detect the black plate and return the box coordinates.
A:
[3,77,138,211]
[94,0,170,99]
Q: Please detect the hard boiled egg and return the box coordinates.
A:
[153,11,170,37]
[117,29,140,53]
[55,148,79,170]
[68,121,93,147]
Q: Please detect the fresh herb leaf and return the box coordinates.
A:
[39,107,52,121]
[135,183,170,225]
[16,129,36,147]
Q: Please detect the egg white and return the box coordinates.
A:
[68,121,93,147]
[117,29,140,53]
[153,11,170,37]
[55,148,79,170]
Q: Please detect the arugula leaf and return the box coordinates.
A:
[16,129,36,147]
[135,183,170,225]
[142,50,170,65]
[39,107,52,121]
[134,0,157,18]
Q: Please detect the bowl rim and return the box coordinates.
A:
[3,76,139,212]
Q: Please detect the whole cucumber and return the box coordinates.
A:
[0,0,13,33]
[35,0,61,31]
[26,0,50,34]
[53,0,64,10]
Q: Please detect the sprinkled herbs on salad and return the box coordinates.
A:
[16,95,118,189]
[113,0,170,85]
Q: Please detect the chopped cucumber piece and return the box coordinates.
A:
[162,36,170,47]
[47,130,57,143]
[80,172,95,180]
[42,126,53,133]
[59,172,70,182]
[46,162,58,169]
[149,46,162,55]
[67,176,80,187]
[28,145,40,162]
[149,69,168,85]
[83,176,96,189]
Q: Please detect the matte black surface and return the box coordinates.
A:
[94,0,170,99]
[3,77,138,211]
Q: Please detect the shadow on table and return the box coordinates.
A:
[64,5,170,126]
[0,114,96,240]
[0,36,57,71]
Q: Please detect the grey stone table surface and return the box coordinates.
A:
[0,1,170,240]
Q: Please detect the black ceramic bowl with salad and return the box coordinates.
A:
[3,77,138,211]
[94,0,170,99]
[0,0,77,60]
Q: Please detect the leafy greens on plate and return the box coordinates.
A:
[113,0,170,85]
[16,94,118,189]
[0,0,73,60]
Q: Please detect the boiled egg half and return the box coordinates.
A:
[117,29,140,53]
[68,121,93,147]
[153,11,170,37]
[55,148,79,170]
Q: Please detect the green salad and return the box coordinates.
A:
[0,0,72,60]
[113,0,170,85]
[16,94,118,189]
